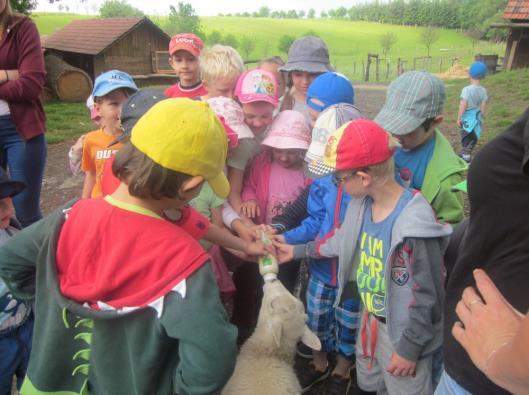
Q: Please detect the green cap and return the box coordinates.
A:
[375,71,445,136]
[451,180,468,193]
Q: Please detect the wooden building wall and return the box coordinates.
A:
[94,22,169,76]
[504,27,529,70]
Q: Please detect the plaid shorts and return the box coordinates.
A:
[306,275,360,360]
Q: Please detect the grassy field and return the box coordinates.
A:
[34,13,503,80]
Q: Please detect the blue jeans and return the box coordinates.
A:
[0,115,47,227]
[435,370,474,395]
[0,314,34,395]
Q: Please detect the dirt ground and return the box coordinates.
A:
[40,85,391,214]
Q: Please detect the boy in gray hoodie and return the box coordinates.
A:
[276,119,452,394]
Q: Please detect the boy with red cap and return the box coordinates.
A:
[165,33,208,98]
[276,119,452,394]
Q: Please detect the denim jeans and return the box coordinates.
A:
[0,115,47,227]
[435,370,474,395]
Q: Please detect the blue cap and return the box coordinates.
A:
[469,62,487,79]
[306,72,354,112]
[92,70,138,98]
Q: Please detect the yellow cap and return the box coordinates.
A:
[130,98,229,198]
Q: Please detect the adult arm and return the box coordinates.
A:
[161,263,238,394]
[0,18,45,101]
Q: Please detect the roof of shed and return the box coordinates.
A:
[42,17,168,55]
[504,0,529,20]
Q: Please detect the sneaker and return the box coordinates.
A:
[296,341,314,359]
[460,153,472,163]
[298,362,330,393]
[325,373,352,395]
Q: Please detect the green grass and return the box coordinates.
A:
[443,69,529,143]
[33,12,91,35]
[45,102,92,144]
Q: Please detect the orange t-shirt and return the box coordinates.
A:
[81,129,123,198]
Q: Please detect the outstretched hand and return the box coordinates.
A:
[272,240,294,264]
[240,200,259,219]
[452,269,523,378]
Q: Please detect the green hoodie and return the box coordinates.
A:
[422,129,468,224]
[0,203,237,395]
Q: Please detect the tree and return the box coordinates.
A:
[278,34,296,54]
[420,26,440,57]
[164,2,204,38]
[10,0,37,14]
[320,10,327,18]
[206,30,223,45]
[308,8,316,19]
[222,34,238,49]
[99,0,143,18]
[240,36,257,59]
[379,32,397,57]
[298,10,306,19]
[258,6,270,17]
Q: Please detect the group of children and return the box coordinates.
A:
[0,31,491,395]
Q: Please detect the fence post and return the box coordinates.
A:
[413,57,417,70]
[386,61,390,80]
[375,56,380,82]
[353,62,356,76]
[363,60,367,81]
[439,59,443,72]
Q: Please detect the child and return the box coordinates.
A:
[199,44,245,100]
[228,68,279,213]
[457,61,488,163]
[68,95,99,175]
[0,99,241,394]
[279,36,332,124]
[81,70,138,198]
[374,71,467,225]
[276,119,452,394]
[306,72,354,127]
[164,33,207,98]
[257,56,286,101]
[0,169,32,394]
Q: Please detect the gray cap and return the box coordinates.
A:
[305,103,365,178]
[374,71,445,136]
[279,36,332,74]
[108,89,166,147]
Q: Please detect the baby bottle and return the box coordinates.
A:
[258,231,279,282]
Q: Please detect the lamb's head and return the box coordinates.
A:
[257,280,320,351]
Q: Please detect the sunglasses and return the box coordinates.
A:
[333,168,370,186]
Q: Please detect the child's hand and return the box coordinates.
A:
[273,241,294,264]
[256,224,277,236]
[234,222,259,243]
[240,199,259,219]
[457,119,462,128]
[243,240,268,257]
[72,134,86,153]
[386,352,416,377]
[271,234,285,243]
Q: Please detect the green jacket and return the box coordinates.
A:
[0,204,237,395]
[422,130,468,225]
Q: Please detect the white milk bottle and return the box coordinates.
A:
[258,231,279,282]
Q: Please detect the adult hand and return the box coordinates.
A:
[452,269,523,376]
[387,352,416,377]
[272,241,294,264]
[240,200,259,219]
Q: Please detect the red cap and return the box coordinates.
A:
[324,119,395,170]
[169,33,203,57]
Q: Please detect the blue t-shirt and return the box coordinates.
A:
[354,189,413,318]
[394,135,435,190]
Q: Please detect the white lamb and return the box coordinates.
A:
[222,280,321,395]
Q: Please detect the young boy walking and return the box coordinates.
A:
[276,119,452,394]
[374,71,467,225]
[456,61,488,163]
[0,99,239,394]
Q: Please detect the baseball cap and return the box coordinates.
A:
[306,103,364,178]
[169,33,203,57]
[307,72,355,112]
[261,110,311,150]
[279,36,332,74]
[235,69,279,108]
[86,95,99,121]
[324,119,395,171]
[469,61,487,79]
[374,71,445,136]
[108,89,167,147]
[0,167,25,200]
[92,70,138,99]
[130,99,229,198]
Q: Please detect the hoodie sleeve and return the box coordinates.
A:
[431,172,465,225]
[393,238,445,362]
[160,263,237,395]
[283,182,325,244]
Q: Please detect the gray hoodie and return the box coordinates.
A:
[293,191,452,361]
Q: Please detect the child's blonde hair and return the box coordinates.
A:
[369,134,400,181]
[199,45,245,84]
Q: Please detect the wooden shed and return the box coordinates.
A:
[492,0,529,70]
[42,17,170,79]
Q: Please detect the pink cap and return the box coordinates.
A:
[235,69,279,108]
[207,97,254,140]
[217,116,239,149]
[169,33,203,57]
[262,110,311,150]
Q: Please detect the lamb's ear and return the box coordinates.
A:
[301,325,321,351]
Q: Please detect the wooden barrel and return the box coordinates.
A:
[45,54,93,102]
